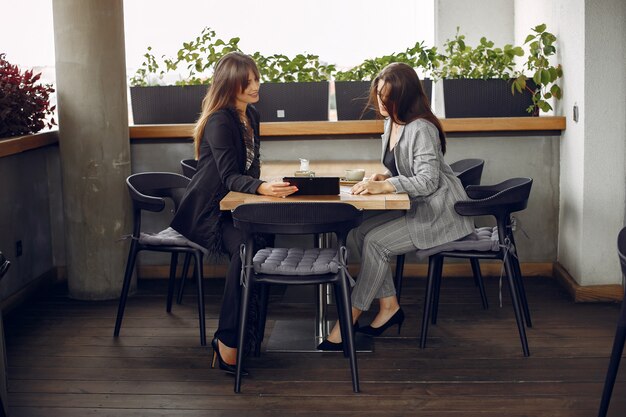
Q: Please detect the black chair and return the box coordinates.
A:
[418,177,533,357]
[114,172,207,346]
[180,158,198,179]
[232,202,363,393]
[394,158,486,306]
[597,227,626,417]
[176,158,199,304]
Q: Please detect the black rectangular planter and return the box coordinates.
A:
[255,82,329,122]
[130,85,208,124]
[442,79,535,118]
[335,79,433,120]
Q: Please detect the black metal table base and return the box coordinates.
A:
[265,319,374,353]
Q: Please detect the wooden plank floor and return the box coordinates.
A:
[4,276,626,416]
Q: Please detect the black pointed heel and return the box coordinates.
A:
[357,308,405,337]
[211,338,249,376]
[316,339,344,351]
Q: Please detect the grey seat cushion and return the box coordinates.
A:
[253,247,340,276]
[415,226,500,261]
[139,227,209,256]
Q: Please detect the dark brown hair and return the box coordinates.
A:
[368,62,447,154]
[193,52,260,158]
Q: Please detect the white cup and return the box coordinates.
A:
[345,169,365,181]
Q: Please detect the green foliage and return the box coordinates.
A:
[512,24,563,114]
[129,27,242,86]
[334,41,441,81]
[433,28,524,80]
[251,52,335,82]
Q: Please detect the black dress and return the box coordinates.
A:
[171,105,263,348]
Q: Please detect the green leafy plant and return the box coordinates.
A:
[512,24,563,114]
[0,53,56,137]
[433,28,524,80]
[334,41,441,81]
[251,52,335,82]
[129,27,242,86]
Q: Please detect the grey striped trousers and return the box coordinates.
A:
[350,211,419,311]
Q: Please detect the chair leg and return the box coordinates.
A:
[193,254,206,346]
[394,254,406,303]
[420,256,441,349]
[114,244,139,337]
[503,253,530,357]
[337,273,359,393]
[177,253,193,305]
[431,256,445,325]
[255,284,270,357]
[511,255,532,327]
[166,253,178,313]
[333,283,349,358]
[470,258,489,310]
[598,301,626,417]
[235,278,254,393]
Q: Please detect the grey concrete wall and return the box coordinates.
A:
[0,145,63,301]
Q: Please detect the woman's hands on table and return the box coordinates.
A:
[257,181,298,197]
[350,173,395,195]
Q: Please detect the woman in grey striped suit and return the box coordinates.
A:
[318,62,474,350]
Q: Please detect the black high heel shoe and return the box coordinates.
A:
[316,321,360,351]
[357,308,405,337]
[211,338,249,376]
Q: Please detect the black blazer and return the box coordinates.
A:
[171,106,263,254]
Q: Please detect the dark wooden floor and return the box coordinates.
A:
[4,275,626,416]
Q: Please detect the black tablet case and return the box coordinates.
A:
[283,177,340,196]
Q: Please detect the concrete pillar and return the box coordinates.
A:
[52,0,132,299]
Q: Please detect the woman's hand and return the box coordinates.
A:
[351,179,396,195]
[257,181,299,198]
[369,173,390,181]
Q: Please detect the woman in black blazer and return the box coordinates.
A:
[171,52,297,374]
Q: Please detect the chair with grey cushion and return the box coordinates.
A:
[597,227,626,417]
[231,202,363,393]
[418,177,533,357]
[394,158,487,307]
[176,158,199,304]
[114,172,208,346]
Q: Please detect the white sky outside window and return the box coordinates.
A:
[1,0,434,81]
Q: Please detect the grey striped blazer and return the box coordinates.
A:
[384,118,474,249]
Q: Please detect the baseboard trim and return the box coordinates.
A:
[553,262,623,303]
[1,268,61,313]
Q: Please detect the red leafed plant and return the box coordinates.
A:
[0,53,56,137]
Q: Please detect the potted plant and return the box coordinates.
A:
[334,42,439,120]
[434,29,531,118]
[252,52,335,122]
[128,27,241,124]
[0,53,56,137]
[511,24,563,115]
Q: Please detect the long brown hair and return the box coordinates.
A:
[368,62,447,154]
[193,52,260,158]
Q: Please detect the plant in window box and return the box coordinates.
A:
[511,24,563,116]
[333,41,439,120]
[251,52,335,122]
[433,29,532,118]
[0,53,56,138]
[128,27,241,124]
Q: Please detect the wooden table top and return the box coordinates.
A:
[219,187,410,211]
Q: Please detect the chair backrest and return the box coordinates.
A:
[232,202,363,245]
[126,172,190,236]
[180,159,198,179]
[455,177,533,219]
[618,227,626,279]
[450,158,485,188]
